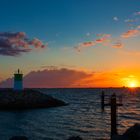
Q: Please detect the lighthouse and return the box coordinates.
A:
[14,69,23,91]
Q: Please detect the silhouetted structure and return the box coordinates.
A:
[101,91,105,111]
[14,69,23,91]
[101,92,123,138]
[111,94,117,137]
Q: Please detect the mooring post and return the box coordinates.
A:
[102,92,122,138]
[101,91,105,111]
[111,93,117,138]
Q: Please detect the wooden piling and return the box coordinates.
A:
[111,93,117,138]
[101,91,105,111]
[100,91,122,138]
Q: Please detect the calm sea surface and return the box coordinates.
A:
[0,88,140,140]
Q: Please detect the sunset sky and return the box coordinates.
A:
[0,0,140,88]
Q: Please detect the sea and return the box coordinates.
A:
[0,88,140,140]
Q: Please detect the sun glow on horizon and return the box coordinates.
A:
[121,74,140,88]
[128,80,138,88]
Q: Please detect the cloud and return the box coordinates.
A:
[41,65,59,70]
[113,17,119,21]
[112,42,124,48]
[121,29,140,38]
[2,68,135,88]
[124,19,136,23]
[30,38,46,48]
[77,71,122,87]
[95,34,111,43]
[80,41,96,47]
[74,10,140,53]
[74,34,111,52]
[137,25,140,29]
[0,32,47,56]
[86,32,91,36]
[74,41,96,52]
[134,11,140,16]
[0,68,92,88]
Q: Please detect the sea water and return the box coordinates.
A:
[0,88,139,140]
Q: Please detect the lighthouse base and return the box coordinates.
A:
[14,81,23,91]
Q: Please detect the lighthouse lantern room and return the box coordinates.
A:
[14,69,23,91]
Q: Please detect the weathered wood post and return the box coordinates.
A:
[102,92,123,139]
[111,93,117,138]
[101,91,105,111]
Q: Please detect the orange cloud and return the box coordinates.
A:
[121,29,140,38]
[1,67,140,88]
[79,71,122,87]
[95,34,111,45]
[112,42,124,48]
[74,41,96,52]
[96,38,106,43]
[75,34,111,52]
[81,41,96,47]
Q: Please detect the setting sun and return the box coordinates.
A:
[128,81,138,88]
[121,75,139,88]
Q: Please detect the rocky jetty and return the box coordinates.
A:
[9,136,28,140]
[112,123,140,140]
[0,89,67,109]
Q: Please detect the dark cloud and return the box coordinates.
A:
[0,68,91,88]
[0,32,47,56]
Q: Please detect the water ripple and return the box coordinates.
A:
[0,88,139,140]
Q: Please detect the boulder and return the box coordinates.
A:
[112,123,140,140]
[67,136,83,140]
[9,136,28,140]
[123,123,140,140]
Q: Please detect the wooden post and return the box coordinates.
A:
[101,91,105,111]
[101,92,122,138]
[111,93,117,138]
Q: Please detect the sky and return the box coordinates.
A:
[0,0,140,88]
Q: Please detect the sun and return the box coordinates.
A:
[128,81,138,88]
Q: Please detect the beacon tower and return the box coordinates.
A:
[14,69,23,91]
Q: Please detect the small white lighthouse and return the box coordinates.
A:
[14,69,23,91]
